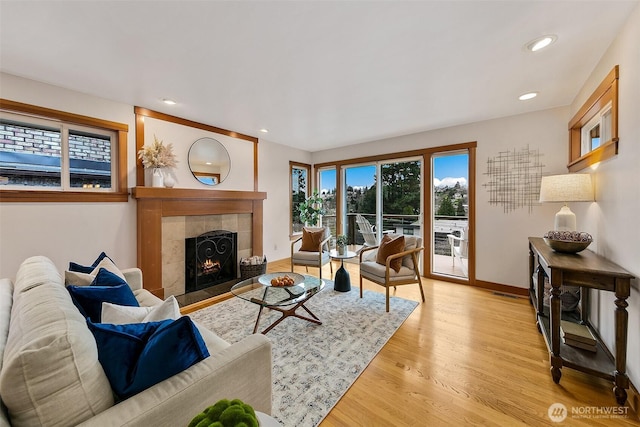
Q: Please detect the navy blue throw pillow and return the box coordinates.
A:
[87,317,210,400]
[91,268,127,287]
[69,251,112,273]
[68,283,139,322]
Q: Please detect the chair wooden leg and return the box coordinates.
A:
[359,275,363,299]
[385,285,390,312]
[417,279,425,302]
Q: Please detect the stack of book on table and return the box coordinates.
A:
[560,320,597,352]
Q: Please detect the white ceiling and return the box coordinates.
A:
[1,1,637,152]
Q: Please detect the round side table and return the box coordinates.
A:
[329,249,357,292]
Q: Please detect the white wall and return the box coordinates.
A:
[0,73,256,279]
[312,106,571,288]
[258,138,311,262]
[0,73,138,278]
[569,3,640,392]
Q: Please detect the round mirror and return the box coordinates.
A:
[188,137,231,186]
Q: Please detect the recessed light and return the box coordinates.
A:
[259,128,269,133]
[526,35,557,52]
[162,99,177,105]
[519,92,538,101]
[205,162,212,165]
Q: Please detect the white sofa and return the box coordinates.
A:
[0,256,272,427]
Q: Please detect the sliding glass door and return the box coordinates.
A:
[342,158,422,263]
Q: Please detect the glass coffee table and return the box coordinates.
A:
[230,273,324,334]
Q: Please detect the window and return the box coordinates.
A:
[290,162,311,234]
[568,66,618,172]
[0,99,128,202]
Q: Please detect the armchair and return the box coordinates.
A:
[291,226,333,281]
[359,234,425,312]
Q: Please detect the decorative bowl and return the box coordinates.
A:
[543,231,592,254]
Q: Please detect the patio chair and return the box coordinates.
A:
[447,227,469,276]
[291,226,333,281]
[355,214,379,247]
[359,234,425,312]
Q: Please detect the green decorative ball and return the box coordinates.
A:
[188,399,258,427]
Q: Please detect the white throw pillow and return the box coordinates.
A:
[101,296,180,324]
[65,257,126,287]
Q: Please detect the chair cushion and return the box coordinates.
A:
[376,234,405,272]
[300,227,325,251]
[360,261,416,282]
[292,250,330,265]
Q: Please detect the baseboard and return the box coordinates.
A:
[629,381,639,415]
[474,280,529,297]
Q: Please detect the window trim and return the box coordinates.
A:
[0,99,129,202]
[568,65,619,172]
[290,161,311,237]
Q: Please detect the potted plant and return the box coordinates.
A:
[336,234,348,255]
[298,190,325,227]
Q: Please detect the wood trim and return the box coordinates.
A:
[131,186,266,201]
[0,190,129,203]
[568,66,618,129]
[1,99,129,131]
[1,98,129,202]
[131,187,265,296]
[133,107,258,143]
[467,146,476,286]
[134,107,259,188]
[135,112,145,186]
[567,65,619,171]
[474,280,529,297]
[314,141,477,169]
[568,138,618,172]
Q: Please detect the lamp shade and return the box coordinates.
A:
[539,174,594,203]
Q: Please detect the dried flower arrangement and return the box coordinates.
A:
[137,135,178,169]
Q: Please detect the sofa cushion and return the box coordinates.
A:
[0,256,114,427]
[68,251,112,274]
[88,317,209,400]
[68,282,140,323]
[101,296,180,324]
[65,257,126,287]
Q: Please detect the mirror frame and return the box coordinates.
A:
[568,65,619,172]
[187,137,231,186]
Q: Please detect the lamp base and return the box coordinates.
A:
[554,205,576,231]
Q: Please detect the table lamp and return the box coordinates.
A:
[539,174,594,231]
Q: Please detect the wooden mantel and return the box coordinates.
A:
[131,187,267,297]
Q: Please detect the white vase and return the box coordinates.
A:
[163,171,176,188]
[151,168,164,187]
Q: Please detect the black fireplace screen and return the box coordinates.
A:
[185,230,237,293]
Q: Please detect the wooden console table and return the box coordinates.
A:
[528,237,634,405]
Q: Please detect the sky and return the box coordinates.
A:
[319,153,468,191]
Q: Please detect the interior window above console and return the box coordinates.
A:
[568,65,618,172]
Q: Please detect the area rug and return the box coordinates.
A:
[189,281,418,426]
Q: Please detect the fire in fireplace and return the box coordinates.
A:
[185,230,237,293]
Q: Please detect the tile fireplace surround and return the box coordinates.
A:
[131,187,266,298]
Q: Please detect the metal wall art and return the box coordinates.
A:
[483,145,544,214]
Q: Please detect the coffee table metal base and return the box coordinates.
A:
[250,297,321,334]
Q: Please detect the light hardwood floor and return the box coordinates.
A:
[263,258,639,426]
